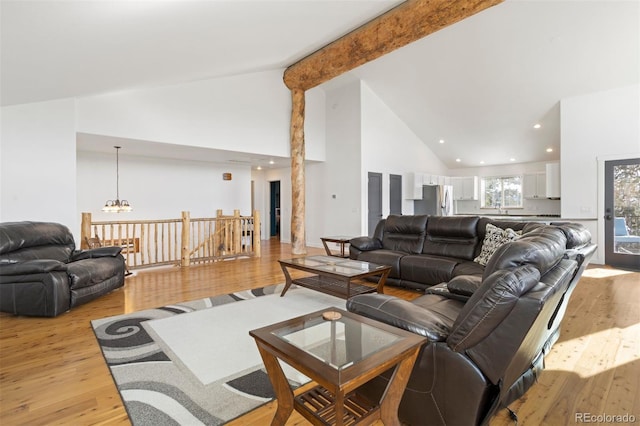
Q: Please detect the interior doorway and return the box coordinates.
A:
[604,158,640,270]
[368,172,382,236]
[390,174,402,215]
[269,181,281,239]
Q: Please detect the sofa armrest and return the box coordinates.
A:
[447,275,483,296]
[349,236,382,252]
[346,294,450,342]
[0,259,67,277]
[70,246,123,261]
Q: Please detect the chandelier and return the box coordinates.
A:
[102,146,132,213]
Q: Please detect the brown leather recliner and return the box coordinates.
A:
[347,224,596,425]
[0,221,126,317]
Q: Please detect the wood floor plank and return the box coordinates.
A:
[1,241,638,425]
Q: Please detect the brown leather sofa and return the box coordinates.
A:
[347,216,596,425]
[0,221,126,317]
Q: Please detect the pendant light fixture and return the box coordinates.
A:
[102,146,132,213]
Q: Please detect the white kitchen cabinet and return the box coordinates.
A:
[405,172,424,199]
[451,176,478,200]
[523,173,547,199]
[423,174,439,186]
[546,163,561,199]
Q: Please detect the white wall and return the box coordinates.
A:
[303,80,455,244]
[77,69,326,162]
[361,82,449,220]
[1,99,78,234]
[305,80,363,244]
[77,151,252,223]
[0,71,325,245]
[561,84,640,264]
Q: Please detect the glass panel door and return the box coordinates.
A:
[604,158,640,270]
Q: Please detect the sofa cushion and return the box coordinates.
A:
[400,254,458,286]
[357,250,405,279]
[347,293,462,342]
[474,223,520,266]
[451,260,484,278]
[422,216,479,260]
[381,215,428,254]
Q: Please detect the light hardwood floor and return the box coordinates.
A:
[1,240,638,425]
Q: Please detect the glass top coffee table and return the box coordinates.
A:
[249,308,426,426]
[278,255,391,300]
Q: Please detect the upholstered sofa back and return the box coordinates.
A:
[483,226,568,280]
[422,216,479,260]
[381,215,428,254]
[474,218,532,259]
[0,221,75,263]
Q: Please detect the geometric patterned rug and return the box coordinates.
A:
[91,284,345,425]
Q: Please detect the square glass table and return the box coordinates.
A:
[249,308,426,425]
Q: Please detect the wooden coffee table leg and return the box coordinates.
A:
[256,345,294,426]
[321,238,332,256]
[376,269,391,294]
[334,391,345,426]
[279,263,293,296]
[378,347,421,425]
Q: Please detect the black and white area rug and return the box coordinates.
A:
[91,284,345,425]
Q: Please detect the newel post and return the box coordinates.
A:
[80,212,92,249]
[253,210,261,258]
[181,211,190,267]
[233,210,241,254]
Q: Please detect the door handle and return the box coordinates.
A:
[605,215,612,220]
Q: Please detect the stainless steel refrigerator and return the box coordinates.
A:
[413,185,453,216]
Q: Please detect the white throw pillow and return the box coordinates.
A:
[474,223,520,266]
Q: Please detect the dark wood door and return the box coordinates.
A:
[368,172,383,237]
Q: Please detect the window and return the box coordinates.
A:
[481,176,523,209]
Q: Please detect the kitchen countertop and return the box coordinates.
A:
[456,214,561,221]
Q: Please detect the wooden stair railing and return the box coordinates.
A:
[81,210,261,270]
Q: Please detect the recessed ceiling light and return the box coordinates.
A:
[546,148,553,153]
[510,158,516,162]
[480,160,485,164]
[269,160,275,165]
[455,158,461,162]
[256,166,262,170]
[439,139,445,144]
[533,124,541,129]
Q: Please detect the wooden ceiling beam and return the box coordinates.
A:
[284,0,504,91]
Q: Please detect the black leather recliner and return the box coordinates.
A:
[347,224,596,425]
[0,221,126,317]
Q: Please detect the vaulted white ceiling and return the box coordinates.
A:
[1,0,638,168]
